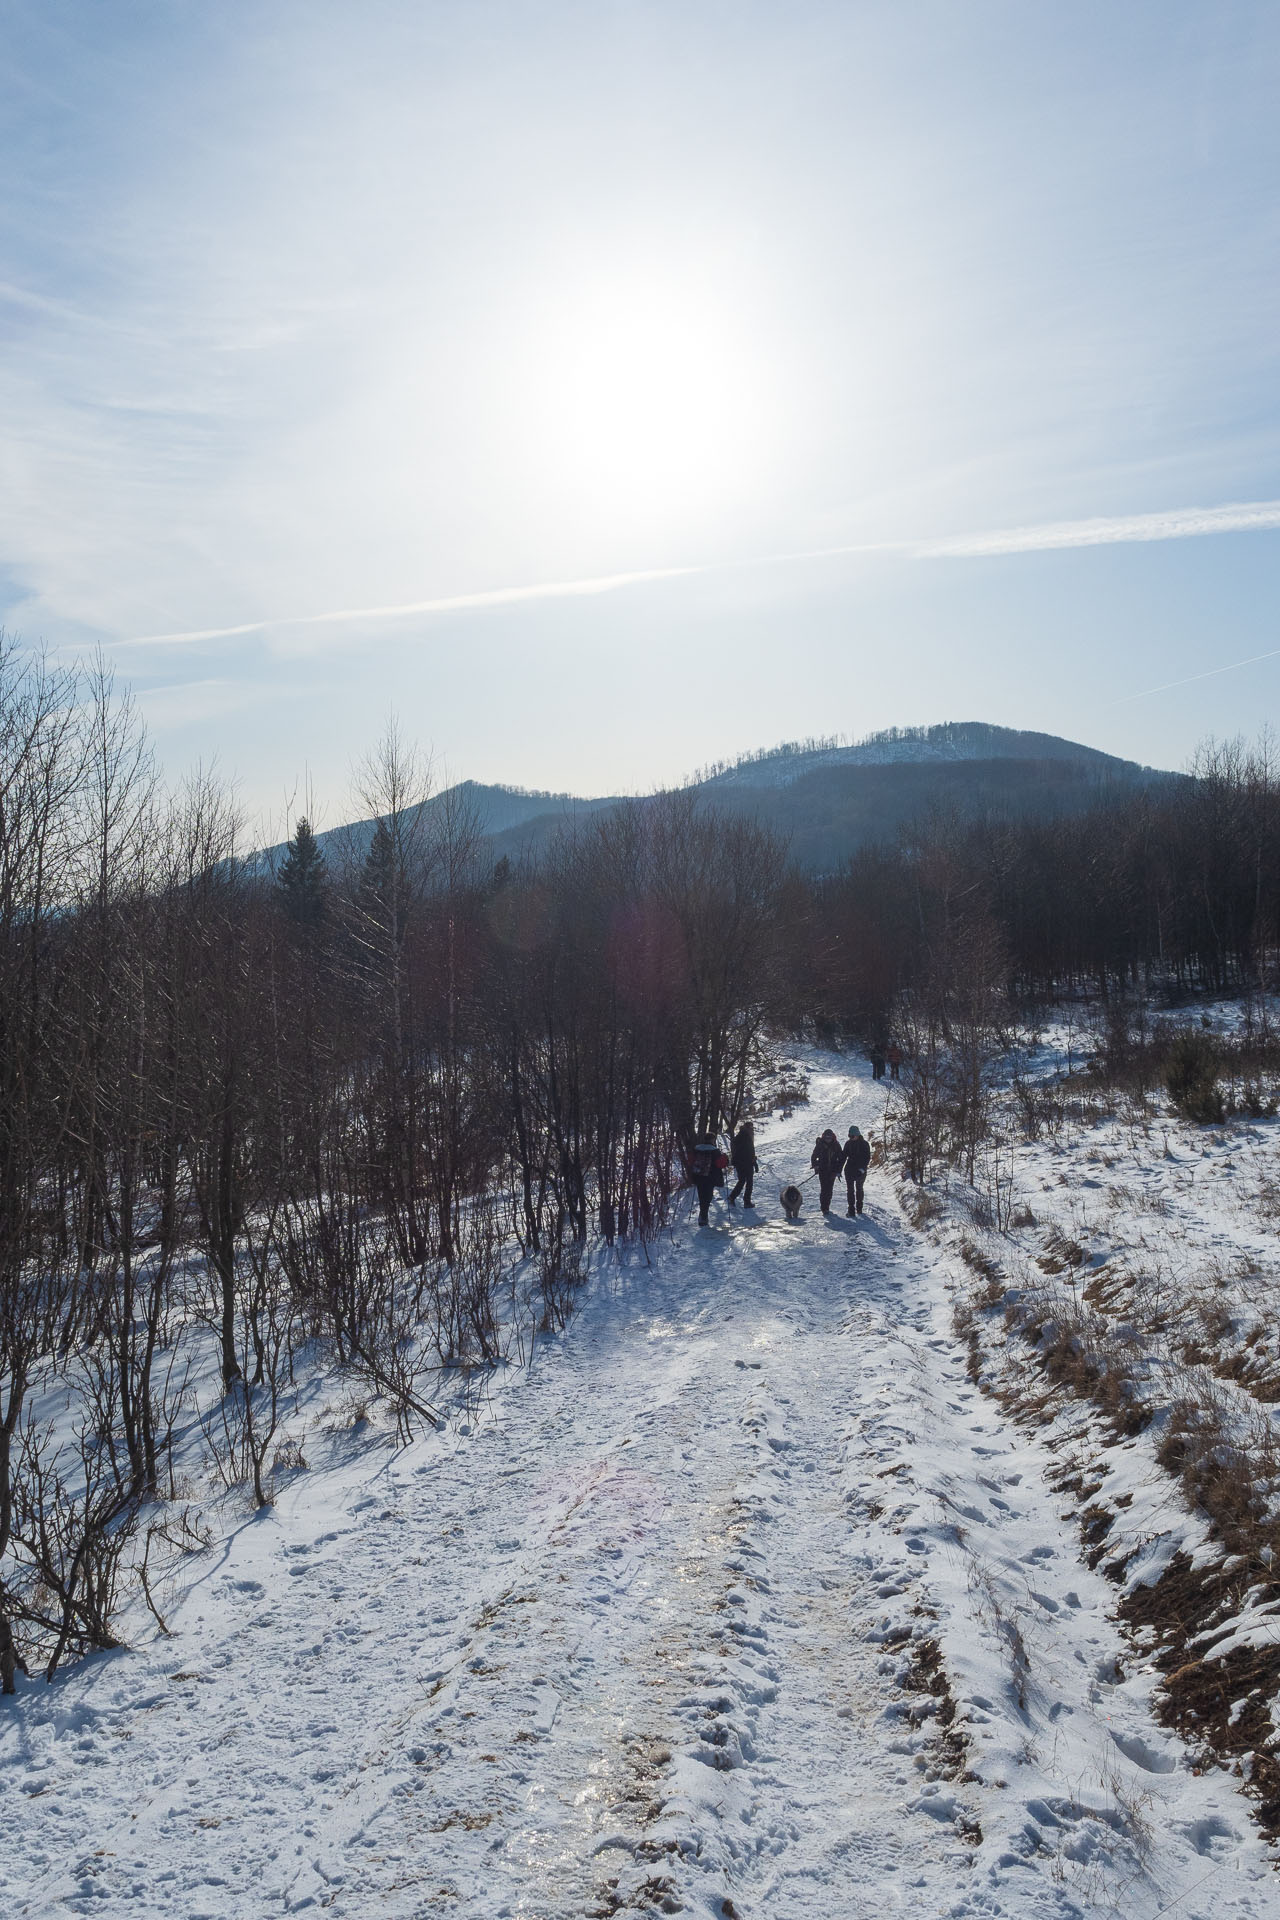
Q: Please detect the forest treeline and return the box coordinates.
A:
[0,646,794,1677]
[806,732,1280,1033]
[0,638,1276,1681]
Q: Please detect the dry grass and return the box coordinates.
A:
[1121,1552,1280,1840]
[901,1184,945,1228]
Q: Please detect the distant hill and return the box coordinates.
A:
[693,721,1152,788]
[257,779,624,875]
[256,724,1176,877]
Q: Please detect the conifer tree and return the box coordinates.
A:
[358,817,400,930]
[351,815,410,989]
[278,816,328,928]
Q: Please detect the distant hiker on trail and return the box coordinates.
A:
[870,1046,886,1082]
[1,1614,28,1695]
[841,1126,871,1216]
[887,1042,903,1081]
[728,1122,758,1208]
[685,1139,728,1227]
[811,1129,843,1215]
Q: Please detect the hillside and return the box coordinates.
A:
[262,723,1174,876]
[278,779,623,873]
[693,720,1155,789]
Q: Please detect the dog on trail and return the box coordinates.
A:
[780,1185,803,1221]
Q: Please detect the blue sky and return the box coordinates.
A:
[2,1,1279,828]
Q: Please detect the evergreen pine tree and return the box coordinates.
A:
[353,815,409,993]
[278,816,329,928]
[358,817,399,927]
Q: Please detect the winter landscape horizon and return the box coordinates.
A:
[6,5,1280,1918]
[3,5,1280,812]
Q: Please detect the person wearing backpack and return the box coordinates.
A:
[685,1139,728,1226]
[841,1125,871,1215]
[727,1121,758,1208]
[810,1128,843,1215]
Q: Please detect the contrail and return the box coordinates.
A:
[1115,645,1280,705]
[118,564,706,647]
[916,497,1280,558]
[115,496,1280,648]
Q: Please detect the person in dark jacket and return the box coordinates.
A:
[841,1125,871,1215]
[810,1128,843,1214]
[870,1046,886,1082]
[1,1612,28,1694]
[727,1121,758,1208]
[686,1140,728,1226]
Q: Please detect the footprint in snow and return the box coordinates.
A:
[1110,1728,1177,1774]
[1184,1813,1239,1855]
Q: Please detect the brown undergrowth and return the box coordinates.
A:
[899,1613,983,1841]
[902,1633,970,1780]
[950,1216,1280,1845]
[1120,1554,1280,1840]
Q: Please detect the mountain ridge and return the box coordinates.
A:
[258,722,1175,875]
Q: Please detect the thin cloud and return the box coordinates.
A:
[1115,645,1280,706]
[118,565,706,648]
[917,498,1280,557]
[112,497,1280,649]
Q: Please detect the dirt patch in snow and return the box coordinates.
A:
[1120,1553,1280,1841]
[900,1631,977,1815]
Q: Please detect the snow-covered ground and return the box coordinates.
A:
[2,1056,1275,1918]
[927,1012,1280,1881]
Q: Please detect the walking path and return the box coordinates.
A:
[1,1062,1272,1917]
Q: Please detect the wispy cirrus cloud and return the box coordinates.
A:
[115,497,1280,650]
[916,497,1280,558]
[118,565,705,648]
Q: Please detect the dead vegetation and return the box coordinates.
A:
[974,1279,1280,1837]
[901,1635,979,1827]
[935,1024,1280,1849]
[1120,1554,1280,1840]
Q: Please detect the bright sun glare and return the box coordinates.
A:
[520,261,773,536]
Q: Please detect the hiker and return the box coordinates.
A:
[870,1045,886,1082]
[727,1122,758,1208]
[810,1128,844,1214]
[1,1613,28,1695]
[685,1139,728,1227]
[887,1041,903,1080]
[841,1126,871,1215]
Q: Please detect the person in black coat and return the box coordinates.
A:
[841,1125,871,1215]
[810,1128,843,1214]
[686,1140,728,1226]
[1,1612,28,1694]
[728,1121,758,1208]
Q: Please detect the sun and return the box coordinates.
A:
[517,253,775,538]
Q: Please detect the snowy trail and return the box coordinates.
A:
[3,1063,1275,1918]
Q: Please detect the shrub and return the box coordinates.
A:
[1164,1031,1224,1124]
[1231,1080,1278,1121]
